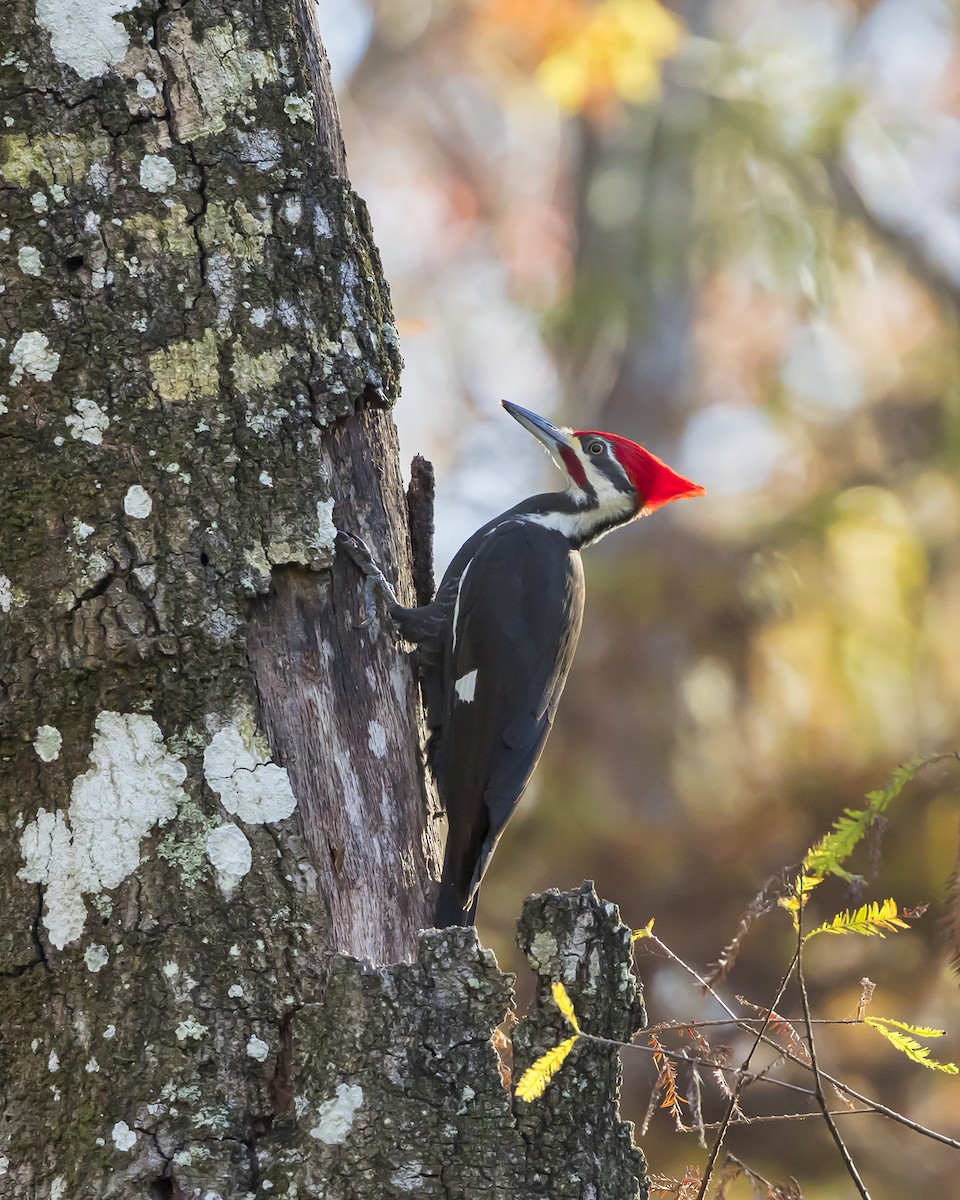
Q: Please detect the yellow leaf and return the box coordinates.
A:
[779,875,823,926]
[803,898,910,942]
[866,1016,947,1039]
[632,918,655,942]
[551,981,581,1033]
[515,1035,580,1101]
[536,0,684,113]
[864,1018,959,1074]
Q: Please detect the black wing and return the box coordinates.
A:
[434,520,584,925]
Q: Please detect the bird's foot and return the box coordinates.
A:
[336,529,400,628]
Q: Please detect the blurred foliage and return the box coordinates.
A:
[332,0,960,1193]
[475,0,683,113]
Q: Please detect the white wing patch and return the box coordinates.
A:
[451,554,474,655]
[454,669,478,703]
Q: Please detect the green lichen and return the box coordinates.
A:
[149,328,221,403]
[123,206,197,257]
[0,133,110,187]
[168,18,279,141]
[157,797,217,889]
[231,341,294,394]
[201,198,270,262]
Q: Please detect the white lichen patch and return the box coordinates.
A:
[315,498,337,555]
[391,1165,426,1192]
[9,331,60,384]
[310,1083,363,1145]
[204,822,251,895]
[175,1016,208,1042]
[35,0,138,81]
[85,1057,100,1073]
[134,71,157,99]
[17,245,42,275]
[111,1120,137,1151]
[149,327,220,403]
[74,519,95,542]
[18,712,187,948]
[235,129,282,170]
[123,485,153,518]
[283,95,313,124]
[139,153,177,194]
[34,725,63,762]
[246,1035,269,1062]
[65,398,110,445]
[203,720,296,825]
[84,944,109,973]
[0,575,14,613]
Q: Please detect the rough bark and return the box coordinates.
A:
[312,884,647,1200]
[0,4,648,1197]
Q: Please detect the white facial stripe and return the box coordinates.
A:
[525,500,634,543]
[574,439,630,500]
[454,669,478,702]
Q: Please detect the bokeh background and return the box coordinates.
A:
[320,1,960,1194]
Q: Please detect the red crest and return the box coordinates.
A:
[574,431,705,514]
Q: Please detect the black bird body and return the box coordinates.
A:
[340,401,703,926]
[398,510,585,926]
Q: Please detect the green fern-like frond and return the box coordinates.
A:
[802,757,932,881]
[515,1035,580,1101]
[865,1017,959,1074]
[803,898,910,942]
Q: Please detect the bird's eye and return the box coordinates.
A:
[588,441,604,455]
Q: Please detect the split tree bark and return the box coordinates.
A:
[0,4,647,1196]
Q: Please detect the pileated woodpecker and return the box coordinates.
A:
[339,401,703,927]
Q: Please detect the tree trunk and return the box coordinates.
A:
[0,4,647,1196]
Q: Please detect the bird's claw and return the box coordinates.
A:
[336,528,399,628]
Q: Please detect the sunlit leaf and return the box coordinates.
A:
[866,1016,947,1039]
[803,897,911,942]
[779,874,823,927]
[515,1035,580,1101]
[864,1018,959,1074]
[802,757,932,881]
[551,980,581,1033]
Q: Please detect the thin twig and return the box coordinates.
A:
[702,1108,874,1129]
[694,948,800,1200]
[796,903,872,1199]
[637,933,960,1152]
[582,1032,820,1101]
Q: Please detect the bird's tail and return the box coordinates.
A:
[434,878,479,928]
